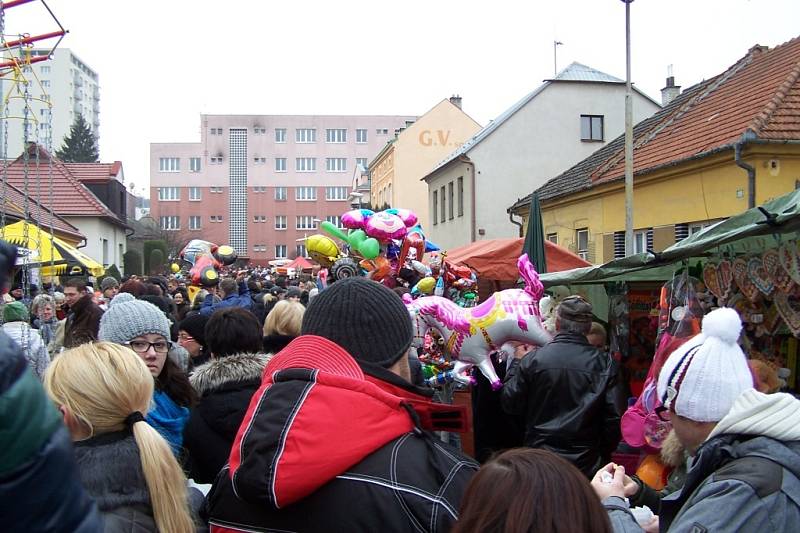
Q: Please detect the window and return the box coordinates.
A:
[448,181,454,220]
[210,186,224,193]
[189,215,202,230]
[253,244,267,252]
[275,244,287,258]
[160,216,180,230]
[457,177,464,217]
[41,80,50,88]
[326,129,347,143]
[440,186,446,223]
[209,215,224,223]
[253,215,267,223]
[274,187,287,201]
[356,129,367,143]
[189,187,202,201]
[158,187,180,201]
[326,215,343,228]
[159,157,180,172]
[689,223,710,236]
[102,239,108,265]
[40,65,50,74]
[326,186,348,200]
[296,244,308,257]
[296,216,317,230]
[580,115,604,141]
[432,190,438,225]
[546,233,559,244]
[253,126,266,134]
[189,157,201,172]
[296,157,316,172]
[253,157,266,164]
[252,186,267,193]
[634,229,654,254]
[275,158,287,172]
[275,128,286,143]
[356,157,368,169]
[296,186,317,201]
[576,228,589,259]
[376,128,388,135]
[210,156,224,164]
[274,215,287,229]
[295,128,316,143]
[210,128,223,135]
[326,158,347,172]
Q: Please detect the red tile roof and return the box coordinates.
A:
[0,180,85,243]
[64,161,122,183]
[2,145,125,225]
[594,36,800,184]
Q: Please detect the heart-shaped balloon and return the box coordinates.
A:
[733,258,759,302]
[763,249,795,294]
[774,291,800,337]
[717,260,734,301]
[747,256,774,296]
[703,262,723,300]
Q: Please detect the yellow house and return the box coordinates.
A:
[509,36,800,264]
[370,97,481,229]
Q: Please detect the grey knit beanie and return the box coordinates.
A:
[98,296,171,344]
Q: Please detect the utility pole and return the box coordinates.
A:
[622,0,635,255]
[553,40,563,76]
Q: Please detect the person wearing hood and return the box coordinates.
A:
[98,293,196,457]
[207,277,477,532]
[2,301,49,379]
[62,278,104,349]
[594,307,800,532]
[261,299,304,354]
[183,307,270,483]
[178,312,211,368]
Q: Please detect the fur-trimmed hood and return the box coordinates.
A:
[190,352,271,396]
[660,429,687,468]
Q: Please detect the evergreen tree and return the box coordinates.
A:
[55,114,99,162]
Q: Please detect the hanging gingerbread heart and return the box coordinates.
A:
[779,243,800,285]
[747,256,774,296]
[717,260,734,300]
[733,258,760,302]
[702,263,723,300]
[763,248,795,294]
[774,291,800,337]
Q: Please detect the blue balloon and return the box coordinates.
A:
[425,240,440,252]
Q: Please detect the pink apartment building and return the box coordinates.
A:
[150,114,415,264]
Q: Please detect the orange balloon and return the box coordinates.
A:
[636,454,670,491]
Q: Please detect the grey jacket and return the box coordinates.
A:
[606,390,800,532]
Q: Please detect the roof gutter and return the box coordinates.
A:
[508,210,524,238]
[734,129,758,209]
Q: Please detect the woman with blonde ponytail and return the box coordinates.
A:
[44,342,199,532]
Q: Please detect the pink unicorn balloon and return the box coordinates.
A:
[406,254,552,390]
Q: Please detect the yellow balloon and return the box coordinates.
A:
[416,276,436,294]
[307,234,340,267]
[170,263,180,273]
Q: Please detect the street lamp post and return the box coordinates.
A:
[622,0,635,256]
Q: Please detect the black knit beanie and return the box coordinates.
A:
[179,312,209,348]
[301,277,413,368]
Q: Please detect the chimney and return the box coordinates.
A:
[449,94,462,109]
[661,65,681,106]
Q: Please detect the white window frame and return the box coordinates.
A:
[295,128,316,143]
[275,158,287,172]
[275,128,286,143]
[189,215,202,230]
[159,157,180,172]
[189,187,202,201]
[275,244,287,258]
[546,232,558,244]
[295,187,317,201]
[325,186,348,201]
[253,126,266,134]
[325,158,347,172]
[274,186,287,201]
[253,215,267,223]
[576,228,589,259]
[159,216,180,231]
[253,156,266,164]
[325,215,343,228]
[356,129,367,144]
[189,157,201,172]
[210,156,224,164]
[274,215,287,230]
[356,157,368,169]
[325,128,347,143]
[296,244,308,257]
[296,157,317,172]
[210,186,224,193]
[296,216,317,230]
[158,187,180,201]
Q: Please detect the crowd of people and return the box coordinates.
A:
[1,237,799,532]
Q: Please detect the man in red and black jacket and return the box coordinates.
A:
[207,277,478,532]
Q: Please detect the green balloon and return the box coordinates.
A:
[360,237,380,260]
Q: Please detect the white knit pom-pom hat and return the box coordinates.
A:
[657,307,755,422]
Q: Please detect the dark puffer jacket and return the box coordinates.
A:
[184,353,271,483]
[64,294,104,348]
[501,331,622,477]
[207,336,477,533]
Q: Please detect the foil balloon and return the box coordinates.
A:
[360,256,392,282]
[178,239,237,288]
[365,211,407,241]
[307,234,340,267]
[399,226,426,265]
[170,263,180,274]
[411,276,436,296]
[385,208,418,228]
[406,254,552,390]
[320,222,380,260]
[341,209,374,230]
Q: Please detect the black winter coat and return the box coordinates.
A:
[501,332,622,477]
[64,294,103,348]
[262,333,296,355]
[184,353,270,483]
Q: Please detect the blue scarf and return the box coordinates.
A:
[146,390,189,456]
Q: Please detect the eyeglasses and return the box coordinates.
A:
[126,340,170,354]
[177,333,195,343]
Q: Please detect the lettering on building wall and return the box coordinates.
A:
[419,129,460,147]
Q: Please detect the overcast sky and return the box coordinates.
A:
[7,0,799,196]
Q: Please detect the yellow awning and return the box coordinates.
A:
[1,221,105,277]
